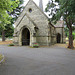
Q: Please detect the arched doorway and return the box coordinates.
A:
[22,28,30,46]
[57,33,61,43]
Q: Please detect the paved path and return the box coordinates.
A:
[0,45,75,75]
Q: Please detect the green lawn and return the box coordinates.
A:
[0,54,3,62]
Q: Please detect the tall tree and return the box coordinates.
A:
[6,0,24,38]
[8,0,24,22]
[0,0,19,41]
[46,0,75,49]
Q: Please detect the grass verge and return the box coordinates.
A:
[0,54,3,64]
[0,54,5,64]
[0,54,3,61]
[8,43,15,46]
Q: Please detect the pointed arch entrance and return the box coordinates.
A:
[57,33,61,43]
[22,28,30,46]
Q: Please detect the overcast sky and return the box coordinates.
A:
[23,0,49,11]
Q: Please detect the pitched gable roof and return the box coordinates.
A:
[54,20,64,28]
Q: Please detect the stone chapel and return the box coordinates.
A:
[13,0,65,46]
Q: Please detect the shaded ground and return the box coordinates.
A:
[0,45,75,75]
[0,38,75,48]
[0,39,75,48]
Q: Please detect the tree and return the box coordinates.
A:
[46,0,75,49]
[8,0,24,22]
[64,25,75,40]
[6,0,24,38]
[0,0,19,41]
[0,0,19,24]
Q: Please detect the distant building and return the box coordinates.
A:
[13,0,65,46]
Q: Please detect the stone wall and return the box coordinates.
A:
[55,27,65,43]
[13,0,65,46]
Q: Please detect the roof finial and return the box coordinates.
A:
[39,0,43,11]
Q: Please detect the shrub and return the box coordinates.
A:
[33,43,39,48]
[0,54,3,62]
[8,43,14,46]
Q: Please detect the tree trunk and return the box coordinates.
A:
[68,28,74,49]
[2,30,5,41]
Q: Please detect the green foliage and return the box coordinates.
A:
[33,43,39,48]
[0,54,3,62]
[0,0,20,29]
[45,0,75,24]
[56,0,75,13]
[54,0,75,23]
[45,0,58,18]
[72,32,75,40]
[64,26,75,40]
[46,0,75,48]
[8,43,15,46]
[65,32,75,40]
[9,0,24,23]
[5,24,14,37]
[7,0,24,37]
[0,0,24,37]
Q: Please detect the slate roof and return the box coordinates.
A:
[54,20,64,28]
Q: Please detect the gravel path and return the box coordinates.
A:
[0,45,75,75]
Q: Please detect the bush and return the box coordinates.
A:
[33,43,39,48]
[8,43,14,46]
